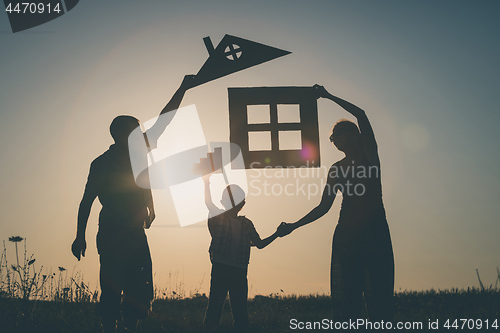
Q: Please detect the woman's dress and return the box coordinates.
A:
[329,157,394,321]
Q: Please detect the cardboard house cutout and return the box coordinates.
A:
[192,35,291,87]
[229,86,320,169]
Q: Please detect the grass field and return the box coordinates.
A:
[2,238,499,332]
[1,289,499,332]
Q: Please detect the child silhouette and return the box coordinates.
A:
[202,173,281,332]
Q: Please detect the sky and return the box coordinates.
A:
[1,0,499,297]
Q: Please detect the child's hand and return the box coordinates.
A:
[202,173,212,183]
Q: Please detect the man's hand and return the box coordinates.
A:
[277,222,295,237]
[145,210,156,229]
[313,84,331,99]
[180,74,197,91]
[71,237,86,261]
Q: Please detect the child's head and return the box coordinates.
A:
[221,184,246,212]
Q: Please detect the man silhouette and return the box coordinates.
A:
[71,75,195,332]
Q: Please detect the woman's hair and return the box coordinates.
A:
[329,119,360,143]
[110,115,140,142]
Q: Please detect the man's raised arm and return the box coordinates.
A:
[145,75,196,149]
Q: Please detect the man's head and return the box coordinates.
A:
[110,115,141,145]
[221,184,246,212]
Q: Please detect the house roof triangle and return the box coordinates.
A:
[192,34,291,87]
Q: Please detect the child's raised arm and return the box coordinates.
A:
[203,174,220,216]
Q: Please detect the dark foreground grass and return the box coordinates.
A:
[0,289,499,332]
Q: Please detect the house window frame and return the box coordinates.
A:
[229,86,320,169]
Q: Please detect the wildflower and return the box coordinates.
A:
[58,267,66,272]
[8,236,23,243]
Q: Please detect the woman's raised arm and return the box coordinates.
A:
[278,168,339,237]
[314,84,380,166]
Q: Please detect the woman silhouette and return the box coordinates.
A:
[279,85,394,321]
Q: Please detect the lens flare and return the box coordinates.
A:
[300,140,318,162]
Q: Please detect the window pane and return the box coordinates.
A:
[277,104,300,123]
[247,105,270,124]
[248,131,272,151]
[279,130,302,150]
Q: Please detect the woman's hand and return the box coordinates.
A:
[313,84,331,99]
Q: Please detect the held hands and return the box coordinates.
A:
[276,222,295,238]
[71,237,86,261]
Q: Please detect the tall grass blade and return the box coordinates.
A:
[495,267,500,290]
[476,269,484,291]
